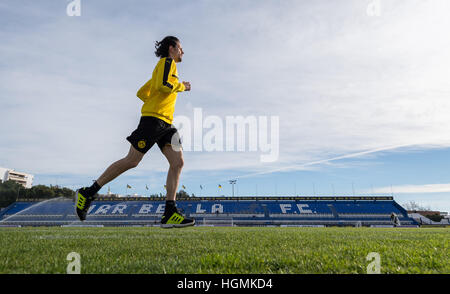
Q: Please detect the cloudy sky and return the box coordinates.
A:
[1,0,450,211]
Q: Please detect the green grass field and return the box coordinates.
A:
[0,227,448,274]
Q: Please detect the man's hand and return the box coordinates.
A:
[182,81,191,91]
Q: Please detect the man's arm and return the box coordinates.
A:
[136,79,152,102]
[157,58,186,93]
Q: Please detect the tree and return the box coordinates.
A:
[0,181,76,207]
[0,180,22,207]
[402,201,431,211]
[176,189,190,199]
[425,214,444,222]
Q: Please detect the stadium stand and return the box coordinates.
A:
[0,196,419,227]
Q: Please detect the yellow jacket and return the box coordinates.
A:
[137,57,185,124]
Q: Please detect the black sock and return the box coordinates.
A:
[87,181,102,196]
[165,200,176,214]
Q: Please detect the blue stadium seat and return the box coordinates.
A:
[0,198,418,227]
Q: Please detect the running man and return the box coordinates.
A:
[75,36,195,228]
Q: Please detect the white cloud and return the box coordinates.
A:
[372,183,450,194]
[1,0,450,180]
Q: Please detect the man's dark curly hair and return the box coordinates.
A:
[154,36,179,58]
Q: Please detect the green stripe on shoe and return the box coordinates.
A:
[77,193,86,209]
[167,213,185,224]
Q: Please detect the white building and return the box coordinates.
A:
[0,167,34,188]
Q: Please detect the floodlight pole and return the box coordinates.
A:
[229,180,237,197]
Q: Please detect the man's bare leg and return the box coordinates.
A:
[96,145,145,187]
[76,145,144,221]
[161,144,184,201]
[160,144,194,227]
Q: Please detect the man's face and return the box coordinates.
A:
[170,41,184,63]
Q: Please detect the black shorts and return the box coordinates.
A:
[126,116,182,154]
